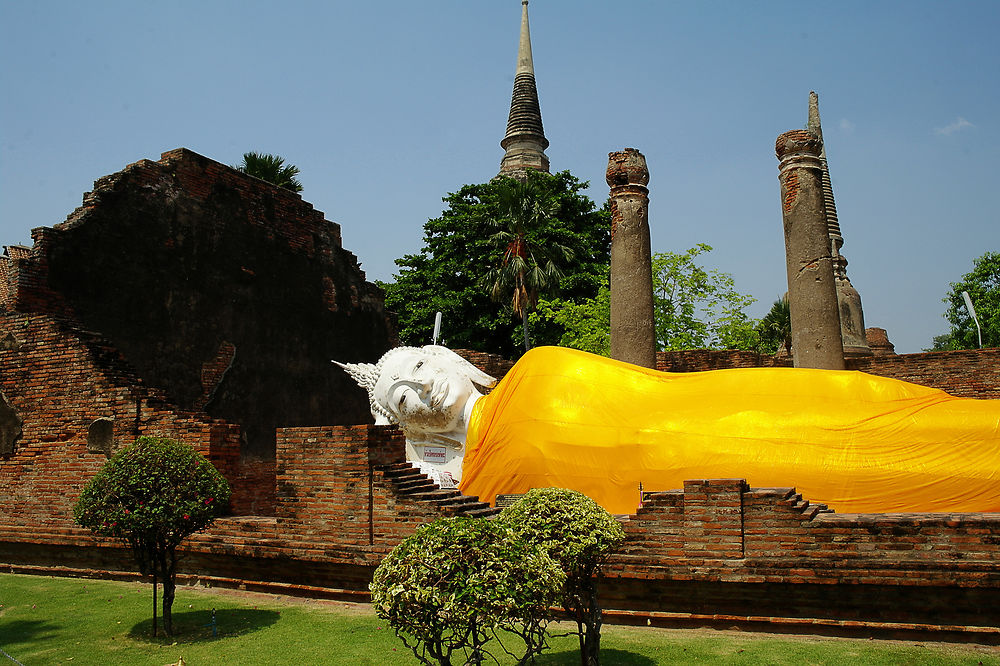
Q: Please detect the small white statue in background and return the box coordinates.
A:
[335,345,496,487]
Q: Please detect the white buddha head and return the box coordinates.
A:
[335,345,496,444]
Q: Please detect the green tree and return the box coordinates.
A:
[653,244,757,350]
[757,295,791,356]
[927,332,957,351]
[936,251,1000,349]
[485,175,574,351]
[74,437,231,636]
[381,171,610,359]
[370,516,565,666]
[499,488,626,666]
[533,244,761,354]
[235,151,303,192]
[531,273,611,356]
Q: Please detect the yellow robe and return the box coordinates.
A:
[460,346,1000,515]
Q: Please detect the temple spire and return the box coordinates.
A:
[808,91,843,260]
[516,0,534,75]
[499,0,550,177]
[808,91,872,357]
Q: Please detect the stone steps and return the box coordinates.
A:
[377,463,499,518]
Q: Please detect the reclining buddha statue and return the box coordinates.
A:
[337,345,1000,515]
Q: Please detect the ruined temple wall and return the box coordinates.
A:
[604,479,1000,627]
[273,425,481,551]
[846,349,1000,399]
[656,350,791,372]
[1,425,477,592]
[3,422,999,630]
[0,312,262,531]
[655,348,1000,399]
[0,312,151,533]
[3,148,396,459]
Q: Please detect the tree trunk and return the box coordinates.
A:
[161,548,177,636]
[151,571,157,638]
[583,586,603,666]
[522,314,530,352]
[162,575,175,636]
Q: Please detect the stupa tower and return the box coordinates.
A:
[499,0,550,176]
[807,92,871,357]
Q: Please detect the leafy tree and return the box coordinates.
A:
[936,251,999,349]
[927,332,956,351]
[499,488,626,666]
[381,171,610,359]
[485,175,574,351]
[652,244,757,350]
[531,275,611,356]
[235,151,303,192]
[757,295,791,356]
[370,516,565,666]
[533,245,762,354]
[74,437,230,636]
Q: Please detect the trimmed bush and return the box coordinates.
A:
[500,488,625,666]
[74,436,230,636]
[371,516,565,665]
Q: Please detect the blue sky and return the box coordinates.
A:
[2,1,997,354]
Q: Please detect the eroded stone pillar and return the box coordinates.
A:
[775,131,844,370]
[607,148,656,368]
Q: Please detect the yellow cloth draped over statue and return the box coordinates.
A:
[459,346,1000,515]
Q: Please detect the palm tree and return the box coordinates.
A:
[484,175,572,352]
[758,296,792,356]
[235,152,303,192]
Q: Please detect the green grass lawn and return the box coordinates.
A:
[1,573,997,665]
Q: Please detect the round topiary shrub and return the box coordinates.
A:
[370,516,565,665]
[74,436,231,636]
[499,488,626,666]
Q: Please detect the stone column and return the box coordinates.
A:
[607,148,657,368]
[775,131,845,370]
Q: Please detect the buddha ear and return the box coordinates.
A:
[422,345,496,389]
[465,364,497,390]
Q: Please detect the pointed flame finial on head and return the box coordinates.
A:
[332,359,393,423]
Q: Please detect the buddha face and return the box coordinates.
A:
[371,346,494,436]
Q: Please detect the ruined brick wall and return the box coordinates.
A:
[5,148,396,458]
[0,312,255,542]
[846,349,1000,399]
[5,449,997,630]
[656,349,791,372]
[604,480,1000,628]
[2,425,491,593]
[655,348,1000,399]
[274,425,491,551]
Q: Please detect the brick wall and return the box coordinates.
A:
[656,347,1000,400]
[0,312,259,528]
[2,424,492,593]
[4,148,397,458]
[5,418,999,632]
[847,349,1000,399]
[604,480,1000,628]
[657,350,791,372]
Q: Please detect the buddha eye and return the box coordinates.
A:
[399,394,407,407]
[415,361,424,371]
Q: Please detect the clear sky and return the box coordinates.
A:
[2,1,997,354]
